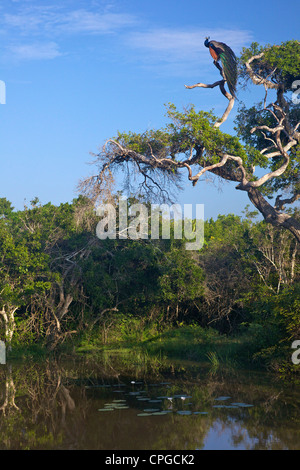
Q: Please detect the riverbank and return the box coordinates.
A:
[74,323,276,371]
[4,322,281,370]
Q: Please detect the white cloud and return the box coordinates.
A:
[1,5,137,61]
[2,7,137,36]
[56,10,136,34]
[9,42,61,60]
[1,3,252,71]
[127,28,253,63]
[123,27,253,77]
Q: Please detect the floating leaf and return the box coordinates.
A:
[231,403,253,407]
[173,395,192,399]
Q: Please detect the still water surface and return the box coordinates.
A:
[0,352,299,450]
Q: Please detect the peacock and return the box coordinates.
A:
[204,37,237,98]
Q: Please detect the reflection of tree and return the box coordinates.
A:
[26,362,76,427]
[0,361,86,449]
[0,357,299,449]
[0,366,19,415]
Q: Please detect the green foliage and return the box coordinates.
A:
[240,285,300,368]
[240,40,300,90]
[0,211,50,308]
[1,39,300,375]
[116,103,259,168]
[0,195,299,374]
[235,40,300,197]
[157,246,204,306]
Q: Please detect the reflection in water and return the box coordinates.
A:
[0,353,299,450]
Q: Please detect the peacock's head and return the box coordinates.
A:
[204,37,210,48]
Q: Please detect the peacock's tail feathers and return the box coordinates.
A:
[219,44,237,98]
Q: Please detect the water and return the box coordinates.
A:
[0,352,299,450]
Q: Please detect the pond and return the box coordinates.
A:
[0,351,299,450]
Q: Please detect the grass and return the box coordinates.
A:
[7,317,271,370]
[74,320,259,369]
[141,324,246,366]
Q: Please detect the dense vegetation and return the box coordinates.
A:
[1,41,299,379]
[0,195,299,376]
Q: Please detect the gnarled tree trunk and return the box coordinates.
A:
[0,306,18,351]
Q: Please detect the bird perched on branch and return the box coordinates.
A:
[204,37,237,98]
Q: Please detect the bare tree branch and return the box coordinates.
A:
[185,80,235,128]
[245,52,279,89]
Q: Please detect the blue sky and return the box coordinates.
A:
[1,0,299,220]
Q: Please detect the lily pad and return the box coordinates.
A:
[137,413,152,417]
[173,395,192,399]
[177,410,192,415]
[214,396,231,401]
[231,403,253,407]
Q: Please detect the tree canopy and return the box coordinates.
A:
[79,40,300,242]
